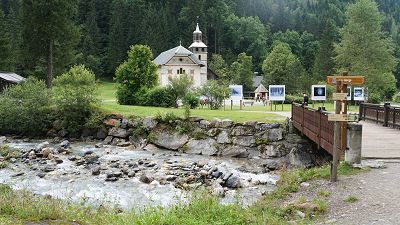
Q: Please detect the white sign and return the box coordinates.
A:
[229,85,243,101]
[311,85,326,101]
[269,85,285,101]
[347,86,352,101]
[354,87,364,101]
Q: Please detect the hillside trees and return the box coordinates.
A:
[22,0,80,88]
[334,0,398,101]
[0,9,12,70]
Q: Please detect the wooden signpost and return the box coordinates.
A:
[326,73,365,182]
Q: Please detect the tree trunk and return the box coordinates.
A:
[46,40,54,89]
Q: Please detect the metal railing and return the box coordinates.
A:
[292,103,340,155]
[359,103,400,128]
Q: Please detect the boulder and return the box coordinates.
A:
[91,167,101,175]
[60,140,70,148]
[108,127,130,138]
[95,127,108,139]
[232,136,256,147]
[256,123,280,131]
[185,138,218,156]
[103,136,113,145]
[217,130,231,144]
[139,174,154,184]
[225,175,240,188]
[35,142,49,151]
[206,128,219,137]
[210,182,225,197]
[231,126,254,136]
[142,117,158,130]
[268,129,283,141]
[42,148,52,158]
[104,118,121,127]
[151,130,189,150]
[220,145,249,158]
[287,147,313,168]
[199,120,211,129]
[112,138,126,146]
[0,136,6,145]
[218,119,234,128]
[258,145,283,158]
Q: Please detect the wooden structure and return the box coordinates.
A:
[359,103,400,128]
[0,72,26,91]
[292,103,344,155]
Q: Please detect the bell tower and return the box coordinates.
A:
[189,23,208,67]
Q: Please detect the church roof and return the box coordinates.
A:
[193,23,202,34]
[189,41,207,48]
[154,45,205,66]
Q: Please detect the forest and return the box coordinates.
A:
[0,0,399,99]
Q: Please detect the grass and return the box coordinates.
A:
[0,161,365,225]
[95,81,359,122]
[344,196,359,203]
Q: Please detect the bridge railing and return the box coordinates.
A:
[292,103,336,155]
[359,103,400,128]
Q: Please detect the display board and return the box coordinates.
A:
[311,85,326,101]
[269,85,286,101]
[347,86,352,101]
[354,87,364,101]
[229,85,243,101]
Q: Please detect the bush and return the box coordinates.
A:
[392,92,400,103]
[53,65,98,136]
[183,92,200,109]
[167,75,193,107]
[0,77,52,136]
[141,86,175,108]
[284,95,303,104]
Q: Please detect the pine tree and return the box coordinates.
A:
[22,0,80,88]
[0,8,12,71]
[334,0,397,101]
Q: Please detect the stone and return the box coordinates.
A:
[84,151,93,156]
[105,177,118,182]
[268,129,284,141]
[28,151,36,160]
[54,158,63,164]
[199,120,211,129]
[296,211,306,219]
[232,136,256,147]
[258,145,282,158]
[11,172,24,177]
[43,166,55,173]
[142,117,158,130]
[185,138,218,156]
[42,148,52,158]
[287,148,313,168]
[196,160,207,168]
[140,174,154,184]
[300,182,310,188]
[222,172,232,181]
[95,127,108,139]
[35,142,49,151]
[95,143,103,148]
[108,127,130,138]
[257,123,280,131]
[361,160,386,169]
[199,170,208,177]
[217,130,231,144]
[112,138,126,146]
[225,175,240,189]
[37,172,46,178]
[151,130,189,150]
[104,118,121,127]
[128,171,136,178]
[85,155,99,164]
[58,130,68,138]
[103,136,113,145]
[210,182,225,197]
[92,167,101,176]
[219,119,234,128]
[293,202,320,212]
[211,171,222,178]
[117,141,131,147]
[206,128,219,137]
[220,145,249,158]
[231,126,254,136]
[166,175,177,181]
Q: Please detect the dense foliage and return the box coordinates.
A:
[53,65,98,136]
[0,0,400,99]
[199,80,231,110]
[0,77,52,136]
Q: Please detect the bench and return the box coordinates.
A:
[242,100,254,107]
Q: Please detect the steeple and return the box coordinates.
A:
[189,23,208,68]
[193,23,202,42]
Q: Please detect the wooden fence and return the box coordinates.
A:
[359,103,400,128]
[292,103,338,155]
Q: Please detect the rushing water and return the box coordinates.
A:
[0,140,279,209]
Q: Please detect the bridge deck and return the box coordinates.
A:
[360,121,400,159]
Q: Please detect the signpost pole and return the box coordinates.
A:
[331,81,342,182]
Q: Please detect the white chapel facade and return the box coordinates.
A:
[154,23,208,88]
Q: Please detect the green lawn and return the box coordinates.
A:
[96,81,359,122]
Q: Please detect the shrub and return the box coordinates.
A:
[284,95,303,104]
[183,92,200,109]
[141,86,175,108]
[167,75,193,107]
[53,65,98,136]
[393,92,400,103]
[0,77,52,136]
[199,80,230,110]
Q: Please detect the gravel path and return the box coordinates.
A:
[287,161,400,225]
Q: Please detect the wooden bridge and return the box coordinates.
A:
[291,103,400,159]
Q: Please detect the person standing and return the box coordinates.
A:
[302,93,309,106]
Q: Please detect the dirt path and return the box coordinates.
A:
[288,161,400,225]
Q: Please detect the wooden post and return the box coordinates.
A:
[341,84,348,153]
[359,103,363,121]
[331,81,342,182]
[383,103,390,127]
[231,100,233,111]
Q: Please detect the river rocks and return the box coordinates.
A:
[42,148,52,158]
[140,174,154,184]
[43,165,55,173]
[0,136,6,145]
[103,136,113,145]
[35,142,49,151]
[185,139,218,156]
[220,145,249,158]
[151,129,189,150]
[108,128,130,138]
[92,166,101,175]
[60,140,70,148]
[225,175,240,188]
[95,127,108,140]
